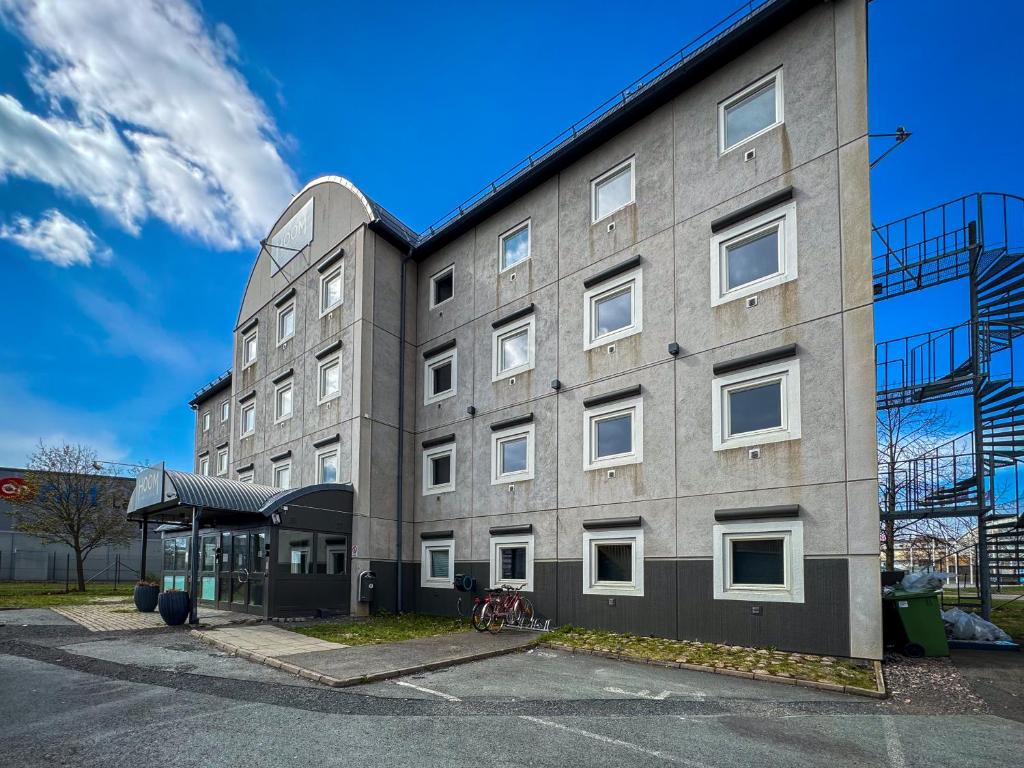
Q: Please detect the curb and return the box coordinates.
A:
[542,642,887,699]
[191,629,538,688]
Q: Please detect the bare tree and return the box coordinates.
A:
[877,405,961,570]
[6,442,135,591]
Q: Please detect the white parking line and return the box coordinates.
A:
[883,717,908,768]
[604,686,672,700]
[393,680,461,702]
[519,716,711,767]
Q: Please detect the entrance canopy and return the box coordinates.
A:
[127,464,354,528]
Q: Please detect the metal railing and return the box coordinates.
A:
[875,321,978,408]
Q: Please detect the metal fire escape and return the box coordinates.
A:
[874,193,1024,619]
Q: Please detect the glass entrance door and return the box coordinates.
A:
[199,534,217,603]
[213,529,267,613]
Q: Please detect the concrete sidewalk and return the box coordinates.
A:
[192,625,538,687]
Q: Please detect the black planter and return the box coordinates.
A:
[134,584,159,613]
[158,590,191,626]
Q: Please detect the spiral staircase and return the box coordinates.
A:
[873,193,1024,616]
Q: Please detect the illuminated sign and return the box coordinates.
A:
[268,198,314,274]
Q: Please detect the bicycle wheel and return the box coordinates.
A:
[471,601,492,632]
[487,602,506,634]
[512,596,535,626]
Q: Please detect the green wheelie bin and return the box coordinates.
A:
[882,589,949,657]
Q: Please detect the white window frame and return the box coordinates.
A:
[276,302,295,345]
[420,538,455,589]
[719,69,784,154]
[216,448,228,476]
[583,267,643,350]
[239,402,255,438]
[198,456,210,476]
[237,470,254,484]
[582,527,644,596]
[422,443,456,495]
[489,533,535,591]
[498,219,531,273]
[423,349,457,405]
[201,411,210,432]
[320,265,344,317]
[490,423,535,484]
[712,358,801,451]
[710,201,797,306]
[317,355,341,404]
[325,542,347,575]
[220,400,229,423]
[272,460,292,490]
[242,329,258,368]
[316,447,340,484]
[583,396,644,471]
[591,156,635,224]
[491,316,536,381]
[429,264,455,309]
[713,519,804,603]
[274,380,293,423]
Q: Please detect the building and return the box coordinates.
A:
[131,0,881,658]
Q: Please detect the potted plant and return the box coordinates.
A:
[158,589,191,626]
[133,578,160,613]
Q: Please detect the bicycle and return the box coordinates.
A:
[470,585,535,633]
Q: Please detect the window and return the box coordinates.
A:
[422,443,455,495]
[237,471,254,483]
[320,536,348,575]
[240,402,255,437]
[710,201,797,305]
[216,448,228,476]
[499,220,530,272]
[719,69,784,153]
[242,329,258,367]
[492,316,535,381]
[583,527,644,596]
[591,157,635,223]
[220,400,229,422]
[583,396,643,471]
[273,461,291,490]
[713,520,804,602]
[277,303,295,344]
[277,530,312,575]
[712,358,801,450]
[275,381,293,422]
[318,356,341,403]
[490,423,535,484]
[430,265,454,308]
[424,349,457,405]
[317,448,339,484]
[583,268,642,349]
[489,533,534,591]
[201,411,210,432]
[320,266,343,315]
[420,538,454,588]
[198,456,209,476]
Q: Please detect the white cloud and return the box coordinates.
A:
[0,0,296,249]
[0,208,110,266]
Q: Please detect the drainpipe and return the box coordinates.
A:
[395,246,415,614]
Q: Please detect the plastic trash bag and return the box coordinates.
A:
[899,571,949,593]
[942,607,1013,642]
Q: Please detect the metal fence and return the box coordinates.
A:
[0,534,163,583]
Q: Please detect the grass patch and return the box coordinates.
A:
[0,581,133,610]
[288,613,470,646]
[982,599,1024,641]
[544,626,878,691]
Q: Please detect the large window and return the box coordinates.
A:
[273,461,291,490]
[320,266,343,315]
[583,527,644,596]
[430,265,455,308]
[242,329,258,367]
[491,422,535,484]
[712,358,801,451]
[422,443,455,495]
[319,536,348,575]
[424,349,457,405]
[420,538,454,588]
[719,70,784,153]
[713,519,804,603]
[318,355,341,403]
[591,157,635,223]
[277,530,312,575]
[489,533,534,591]
[317,448,339,484]
[240,402,255,437]
[583,396,643,471]
[583,268,642,349]
[499,220,531,272]
[710,201,797,305]
[277,302,295,344]
[492,316,535,381]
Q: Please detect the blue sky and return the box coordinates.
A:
[1,0,1021,471]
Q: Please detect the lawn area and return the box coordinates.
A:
[288,613,470,646]
[985,599,1024,641]
[0,581,133,609]
[544,626,879,691]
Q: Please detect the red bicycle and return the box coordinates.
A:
[470,585,535,633]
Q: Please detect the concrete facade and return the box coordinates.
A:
[189,0,881,658]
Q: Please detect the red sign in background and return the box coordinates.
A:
[0,477,31,500]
